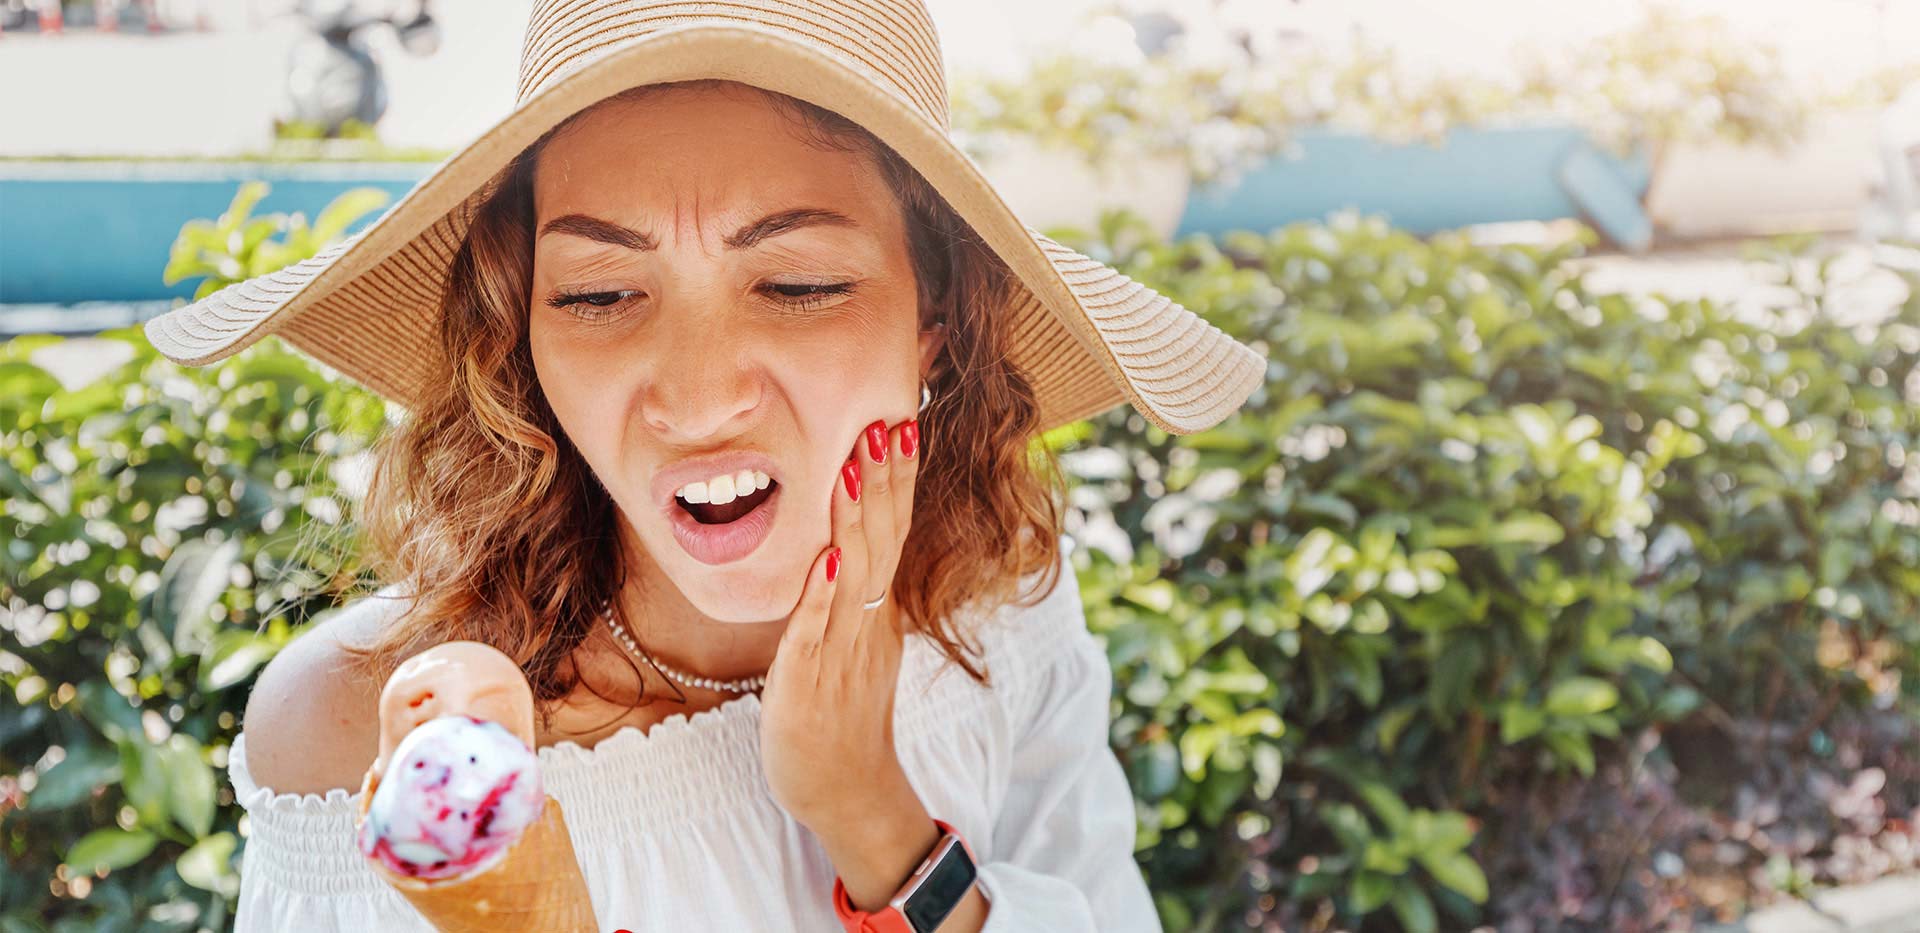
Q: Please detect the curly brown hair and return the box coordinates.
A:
[333,79,1068,731]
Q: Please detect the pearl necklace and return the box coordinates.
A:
[599,604,767,694]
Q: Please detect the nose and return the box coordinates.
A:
[637,312,763,440]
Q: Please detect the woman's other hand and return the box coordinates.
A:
[759,417,952,911]
[760,416,920,823]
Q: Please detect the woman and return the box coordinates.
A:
[143,1,1265,930]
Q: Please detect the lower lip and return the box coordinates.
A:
[665,486,780,565]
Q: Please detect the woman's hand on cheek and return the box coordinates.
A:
[760,418,942,900]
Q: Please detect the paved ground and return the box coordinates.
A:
[1703,873,1920,933]
[1570,232,1918,330]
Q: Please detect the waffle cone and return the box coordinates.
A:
[357,777,597,933]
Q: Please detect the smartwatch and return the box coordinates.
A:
[832,817,979,933]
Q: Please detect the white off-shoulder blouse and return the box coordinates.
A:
[224,536,1163,932]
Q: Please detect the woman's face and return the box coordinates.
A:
[527,84,943,623]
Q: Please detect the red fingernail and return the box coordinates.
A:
[841,458,861,501]
[902,420,919,459]
[827,547,842,582]
[866,420,888,464]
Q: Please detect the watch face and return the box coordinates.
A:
[902,838,977,933]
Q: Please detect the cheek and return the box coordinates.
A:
[529,330,623,464]
[777,316,913,441]
[788,297,919,392]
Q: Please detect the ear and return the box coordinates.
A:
[916,320,948,379]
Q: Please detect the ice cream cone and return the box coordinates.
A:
[357,773,597,933]
[352,642,598,932]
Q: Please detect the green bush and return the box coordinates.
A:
[1061,212,1920,930]
[2,184,392,931]
[0,331,387,930]
[5,198,1919,931]
[0,310,395,933]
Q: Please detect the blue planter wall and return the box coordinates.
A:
[0,161,433,304]
[1175,124,1652,242]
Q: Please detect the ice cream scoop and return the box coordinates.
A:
[357,713,546,880]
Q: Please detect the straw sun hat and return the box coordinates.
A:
[143,0,1268,436]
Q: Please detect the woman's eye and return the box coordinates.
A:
[765,282,855,308]
[545,289,641,317]
[543,282,854,319]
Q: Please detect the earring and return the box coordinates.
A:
[917,319,945,416]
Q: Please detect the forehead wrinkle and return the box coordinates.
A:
[754,234,883,272]
[541,239,645,282]
[539,102,895,258]
[695,185,709,255]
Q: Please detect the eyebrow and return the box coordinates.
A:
[536,207,860,252]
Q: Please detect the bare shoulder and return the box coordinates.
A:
[240,585,412,796]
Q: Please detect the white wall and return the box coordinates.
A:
[2,0,1916,157]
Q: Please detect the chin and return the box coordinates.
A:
[678,564,804,624]
[642,523,806,623]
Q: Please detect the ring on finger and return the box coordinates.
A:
[862,592,887,611]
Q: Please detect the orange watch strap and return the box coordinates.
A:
[831,817,970,933]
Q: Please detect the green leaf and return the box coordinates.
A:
[1487,513,1564,547]
[1412,810,1474,854]
[1323,802,1373,853]
[1228,708,1285,738]
[1390,882,1440,933]
[1293,493,1359,529]
[154,535,242,656]
[1653,686,1704,721]
[162,735,217,837]
[0,361,62,402]
[1545,729,1597,776]
[1343,641,1384,709]
[1427,637,1483,718]
[1291,868,1345,901]
[1419,850,1490,904]
[1251,743,1283,799]
[1350,870,1395,913]
[1177,723,1222,779]
[1594,634,1672,674]
[311,188,391,243]
[1375,702,1420,752]
[1196,765,1251,825]
[176,832,238,892]
[1544,677,1619,717]
[1354,781,1411,834]
[119,740,172,829]
[66,829,158,873]
[1362,838,1411,874]
[25,743,119,812]
[1500,701,1547,744]
[1121,580,1176,615]
[200,629,280,692]
[74,681,143,744]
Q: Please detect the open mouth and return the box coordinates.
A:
[675,480,779,525]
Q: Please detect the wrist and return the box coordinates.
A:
[814,773,941,912]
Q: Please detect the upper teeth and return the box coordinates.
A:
[676,469,770,505]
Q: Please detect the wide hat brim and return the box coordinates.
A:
[142,20,1267,435]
